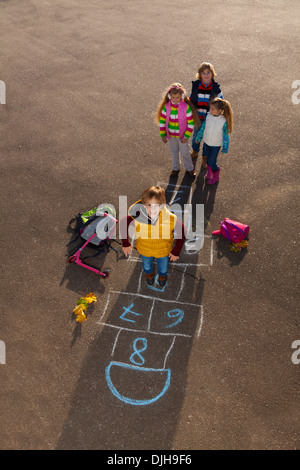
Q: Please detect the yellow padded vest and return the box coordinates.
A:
[129,202,177,258]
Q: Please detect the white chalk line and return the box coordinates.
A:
[107,290,202,307]
[137,268,143,293]
[176,264,186,300]
[111,328,122,356]
[196,305,204,339]
[147,298,156,333]
[163,336,176,368]
[127,257,210,267]
[98,322,192,338]
[210,236,214,266]
[98,292,112,323]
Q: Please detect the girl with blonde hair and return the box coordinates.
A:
[155,83,199,177]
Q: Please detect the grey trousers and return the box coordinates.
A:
[168,137,194,172]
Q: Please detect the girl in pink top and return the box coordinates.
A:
[155,83,199,177]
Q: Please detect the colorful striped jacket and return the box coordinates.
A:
[190,79,223,122]
[160,101,194,139]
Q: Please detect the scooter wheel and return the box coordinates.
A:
[101,270,110,279]
[68,255,76,264]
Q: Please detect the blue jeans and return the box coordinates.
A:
[192,124,202,152]
[142,255,169,276]
[202,143,221,171]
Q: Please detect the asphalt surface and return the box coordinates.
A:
[0,0,299,451]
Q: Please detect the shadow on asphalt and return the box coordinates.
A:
[215,236,248,267]
[61,211,122,295]
[165,172,195,205]
[61,219,123,346]
[56,259,205,450]
[191,165,219,231]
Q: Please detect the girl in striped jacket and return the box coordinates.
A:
[189,62,223,167]
[155,83,199,177]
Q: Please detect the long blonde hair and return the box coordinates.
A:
[155,82,200,126]
[211,97,234,133]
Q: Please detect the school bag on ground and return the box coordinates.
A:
[212,218,249,251]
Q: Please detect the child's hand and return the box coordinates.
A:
[162,136,167,143]
[169,253,179,262]
[122,245,133,257]
[181,137,187,144]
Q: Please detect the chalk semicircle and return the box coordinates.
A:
[105,361,171,406]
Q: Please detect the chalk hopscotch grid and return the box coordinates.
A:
[97,291,204,340]
[97,180,208,362]
[98,293,203,371]
[99,180,211,405]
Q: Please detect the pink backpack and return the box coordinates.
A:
[212,218,249,244]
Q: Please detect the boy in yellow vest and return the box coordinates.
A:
[121,186,186,286]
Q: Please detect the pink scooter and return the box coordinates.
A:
[68,211,118,278]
